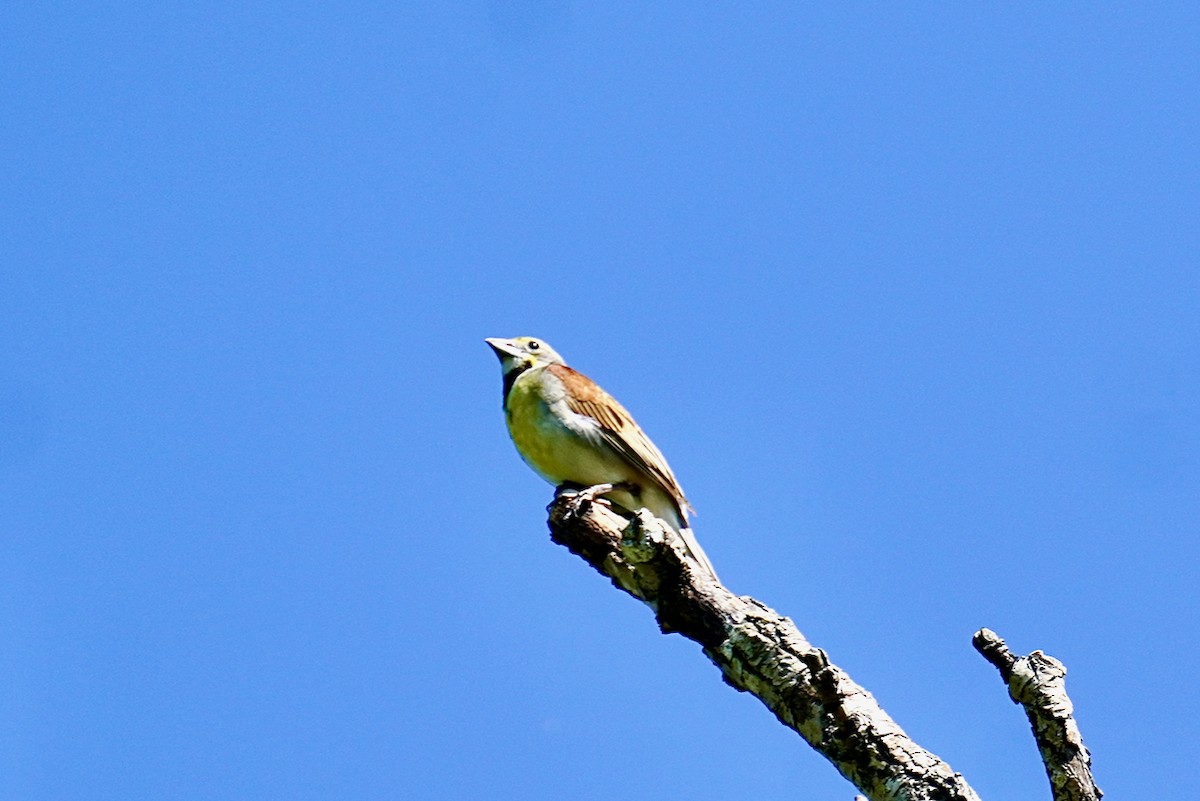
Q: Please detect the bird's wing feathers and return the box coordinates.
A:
[549,364,690,510]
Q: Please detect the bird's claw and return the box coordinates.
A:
[575,483,614,507]
[559,482,615,509]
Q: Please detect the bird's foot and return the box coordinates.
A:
[558,482,615,508]
[554,483,615,524]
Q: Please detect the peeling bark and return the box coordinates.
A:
[973,629,1102,801]
[546,488,982,801]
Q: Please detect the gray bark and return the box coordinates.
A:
[547,488,981,801]
[545,488,1099,801]
[973,629,1103,801]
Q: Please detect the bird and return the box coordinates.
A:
[485,336,718,579]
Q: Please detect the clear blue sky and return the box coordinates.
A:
[3,3,1197,799]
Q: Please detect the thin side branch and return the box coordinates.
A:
[547,488,981,801]
[973,628,1102,801]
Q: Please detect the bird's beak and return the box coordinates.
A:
[485,337,519,360]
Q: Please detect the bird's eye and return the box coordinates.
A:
[528,340,540,350]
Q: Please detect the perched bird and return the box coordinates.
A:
[485,336,717,579]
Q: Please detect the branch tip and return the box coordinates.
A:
[974,628,1101,801]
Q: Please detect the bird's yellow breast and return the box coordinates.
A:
[504,370,624,486]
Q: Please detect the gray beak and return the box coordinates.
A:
[485,337,519,360]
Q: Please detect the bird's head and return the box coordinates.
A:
[485,336,566,375]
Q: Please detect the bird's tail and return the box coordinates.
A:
[677,523,720,582]
[615,484,721,582]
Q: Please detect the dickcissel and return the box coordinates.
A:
[485,336,717,578]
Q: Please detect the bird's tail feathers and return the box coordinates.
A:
[657,497,718,582]
[676,520,719,582]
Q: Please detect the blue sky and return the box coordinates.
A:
[3,3,1197,799]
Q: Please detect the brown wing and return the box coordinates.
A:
[549,363,691,511]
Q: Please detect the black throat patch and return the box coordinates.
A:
[501,363,529,407]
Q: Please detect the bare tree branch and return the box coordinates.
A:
[973,628,1102,801]
[547,487,982,801]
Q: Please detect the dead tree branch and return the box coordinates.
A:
[546,487,982,801]
[973,629,1102,801]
